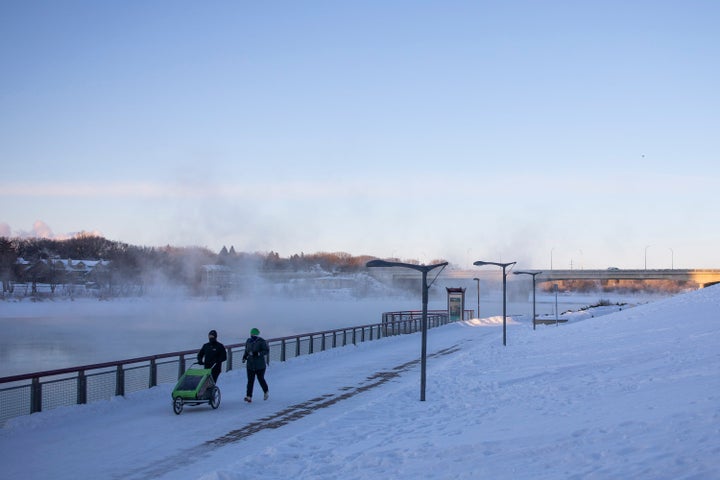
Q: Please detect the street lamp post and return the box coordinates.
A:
[472,277,480,319]
[366,259,448,401]
[513,271,542,330]
[669,247,674,270]
[473,260,516,346]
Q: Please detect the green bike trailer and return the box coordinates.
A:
[171,363,221,414]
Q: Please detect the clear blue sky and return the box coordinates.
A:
[1,1,718,269]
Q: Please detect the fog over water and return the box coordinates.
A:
[0,284,671,378]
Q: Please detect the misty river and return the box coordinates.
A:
[0,291,664,378]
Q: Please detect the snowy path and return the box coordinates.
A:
[124,345,460,479]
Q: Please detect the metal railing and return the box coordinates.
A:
[0,310,471,426]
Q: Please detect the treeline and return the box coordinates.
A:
[229,249,378,273]
[0,234,392,295]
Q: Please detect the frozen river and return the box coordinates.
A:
[0,291,666,377]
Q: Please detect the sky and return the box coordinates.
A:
[1,1,719,269]
[1,284,718,479]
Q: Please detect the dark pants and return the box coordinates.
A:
[210,364,222,383]
[246,368,268,397]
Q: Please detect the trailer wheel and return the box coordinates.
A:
[210,387,221,409]
[173,396,184,415]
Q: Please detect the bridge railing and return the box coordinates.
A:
[0,309,470,427]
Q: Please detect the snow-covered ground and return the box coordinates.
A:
[1,286,718,479]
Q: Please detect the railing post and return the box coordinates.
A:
[31,377,42,413]
[281,339,286,362]
[321,333,326,352]
[352,328,357,345]
[309,334,314,354]
[115,364,125,397]
[332,331,337,348]
[77,370,87,405]
[226,347,233,372]
[295,337,300,357]
[149,358,157,388]
[178,355,186,379]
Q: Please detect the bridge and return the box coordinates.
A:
[443,268,720,288]
[370,268,720,289]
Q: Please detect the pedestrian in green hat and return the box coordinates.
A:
[242,327,269,402]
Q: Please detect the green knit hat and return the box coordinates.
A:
[250,328,260,336]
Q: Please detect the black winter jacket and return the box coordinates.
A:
[197,339,227,369]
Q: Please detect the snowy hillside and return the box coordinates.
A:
[1,286,718,479]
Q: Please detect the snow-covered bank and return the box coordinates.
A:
[1,286,718,479]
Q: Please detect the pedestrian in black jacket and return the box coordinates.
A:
[242,327,269,402]
[197,329,227,383]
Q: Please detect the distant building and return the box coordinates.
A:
[15,257,111,291]
[201,264,233,294]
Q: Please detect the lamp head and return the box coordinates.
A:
[513,270,543,276]
[366,259,393,268]
[474,260,517,268]
[366,259,448,272]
